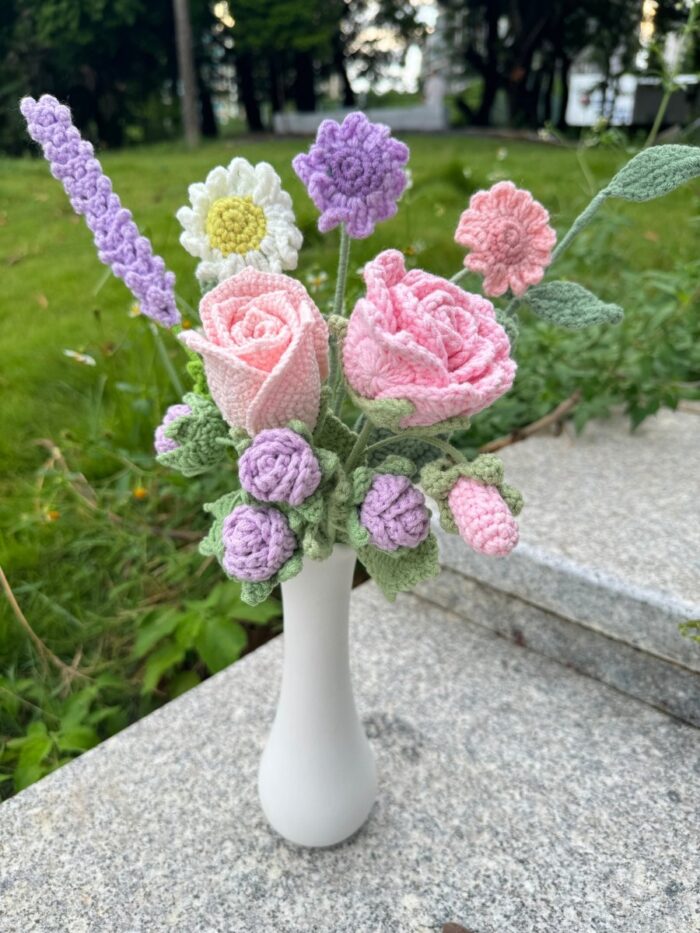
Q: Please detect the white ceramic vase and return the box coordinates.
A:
[258,544,377,848]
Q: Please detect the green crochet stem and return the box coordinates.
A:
[364,431,467,464]
[450,268,469,285]
[330,225,352,413]
[344,417,373,472]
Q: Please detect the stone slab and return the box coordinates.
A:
[416,568,700,727]
[439,411,700,672]
[1,584,699,933]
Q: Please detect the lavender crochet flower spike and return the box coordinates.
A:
[20,95,179,327]
[292,112,409,239]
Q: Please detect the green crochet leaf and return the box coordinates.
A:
[241,580,275,607]
[183,349,210,397]
[496,308,519,346]
[605,145,700,202]
[349,390,415,432]
[313,409,358,463]
[199,490,243,562]
[525,281,623,329]
[373,454,415,477]
[157,393,230,477]
[367,430,444,476]
[358,533,440,602]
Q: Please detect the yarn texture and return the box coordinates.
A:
[359,474,430,552]
[448,477,519,557]
[526,281,623,329]
[179,268,329,436]
[455,181,556,297]
[239,428,322,506]
[177,158,302,287]
[154,404,192,454]
[222,505,296,582]
[20,95,179,327]
[343,250,516,429]
[155,393,229,476]
[293,112,408,239]
[604,144,700,202]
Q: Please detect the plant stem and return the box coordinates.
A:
[150,323,185,398]
[332,226,351,317]
[363,432,467,464]
[645,1,699,149]
[344,417,373,472]
[450,268,469,285]
[550,188,609,265]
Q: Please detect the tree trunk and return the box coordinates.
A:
[473,1,500,126]
[236,52,264,132]
[557,55,571,129]
[332,36,356,107]
[172,0,200,147]
[268,56,283,113]
[199,78,218,138]
[293,51,316,112]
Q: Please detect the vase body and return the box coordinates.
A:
[258,545,377,847]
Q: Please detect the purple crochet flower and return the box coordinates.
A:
[239,428,321,506]
[20,95,179,327]
[154,403,192,454]
[222,505,296,582]
[360,474,430,552]
[292,112,409,239]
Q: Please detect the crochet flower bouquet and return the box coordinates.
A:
[22,96,700,607]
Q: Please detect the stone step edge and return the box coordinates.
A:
[414,568,700,729]
[435,529,700,674]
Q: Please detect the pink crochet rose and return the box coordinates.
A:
[455,181,556,297]
[343,250,515,429]
[448,477,519,557]
[179,268,329,436]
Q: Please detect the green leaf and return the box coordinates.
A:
[168,670,202,698]
[605,145,700,202]
[194,618,247,674]
[141,640,186,694]
[358,533,440,602]
[55,726,99,752]
[10,723,53,792]
[133,608,181,659]
[526,282,623,329]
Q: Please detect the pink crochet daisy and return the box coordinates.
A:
[455,181,556,297]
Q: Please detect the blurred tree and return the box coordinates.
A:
[439,0,688,129]
[0,0,181,152]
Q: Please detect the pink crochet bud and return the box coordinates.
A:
[448,477,518,557]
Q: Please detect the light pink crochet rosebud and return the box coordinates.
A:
[448,476,519,557]
[455,181,556,297]
[179,268,329,436]
[343,250,515,429]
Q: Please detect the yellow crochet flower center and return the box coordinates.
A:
[205,195,266,255]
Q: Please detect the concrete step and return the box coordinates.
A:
[419,410,700,726]
[1,583,698,933]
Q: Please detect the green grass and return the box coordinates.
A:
[0,133,698,796]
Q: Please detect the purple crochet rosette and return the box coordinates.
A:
[20,95,179,328]
[360,474,430,552]
[222,505,296,582]
[292,112,409,239]
[239,428,322,507]
[154,403,192,455]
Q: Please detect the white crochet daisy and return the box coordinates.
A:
[176,158,303,287]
